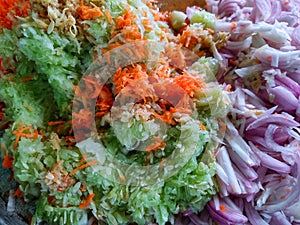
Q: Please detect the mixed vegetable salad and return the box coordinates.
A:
[0,0,300,224]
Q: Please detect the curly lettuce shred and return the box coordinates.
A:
[0,0,231,224]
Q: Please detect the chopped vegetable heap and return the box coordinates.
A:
[0,0,230,224]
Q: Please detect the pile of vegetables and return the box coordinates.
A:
[0,0,300,225]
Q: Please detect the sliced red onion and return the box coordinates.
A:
[217,177,230,197]
[266,0,282,23]
[254,45,300,71]
[228,149,258,181]
[188,212,210,225]
[241,88,268,110]
[225,133,258,167]
[216,162,229,185]
[244,201,269,225]
[275,74,300,98]
[206,197,248,224]
[232,164,260,196]
[218,0,246,18]
[272,127,291,145]
[246,113,299,130]
[289,127,300,140]
[270,211,292,225]
[245,127,270,138]
[260,22,291,48]
[278,11,299,27]
[284,200,300,221]
[256,186,273,208]
[250,142,291,174]
[249,0,272,23]
[258,152,300,213]
[205,0,219,15]
[265,124,296,154]
[267,86,298,112]
[226,36,253,52]
[216,146,242,195]
[288,70,300,85]
[291,26,300,48]
[223,196,243,212]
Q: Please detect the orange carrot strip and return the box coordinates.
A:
[105,10,112,23]
[24,103,34,112]
[220,205,227,212]
[200,124,206,131]
[230,22,237,31]
[69,160,98,176]
[48,121,65,126]
[79,193,95,209]
[13,126,32,149]
[14,187,23,198]
[21,75,34,82]
[79,154,88,164]
[2,155,13,168]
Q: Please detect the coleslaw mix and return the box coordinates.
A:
[0,0,230,224]
[2,0,300,225]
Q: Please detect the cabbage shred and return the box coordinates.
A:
[0,0,230,224]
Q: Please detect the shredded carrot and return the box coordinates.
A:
[24,103,34,112]
[69,160,98,176]
[153,11,169,22]
[13,126,38,149]
[113,64,148,95]
[0,0,30,29]
[48,121,65,126]
[284,1,289,5]
[266,55,272,61]
[230,22,237,31]
[280,195,286,200]
[173,73,205,97]
[107,42,122,50]
[145,136,166,152]
[79,154,88,164]
[200,123,206,131]
[79,193,95,209]
[116,8,135,29]
[220,204,227,212]
[105,10,112,23]
[77,0,103,20]
[120,176,126,182]
[21,75,34,82]
[285,188,291,193]
[80,185,86,192]
[254,57,260,63]
[14,187,23,198]
[142,19,153,31]
[228,59,238,66]
[2,140,13,169]
[2,155,13,168]
[154,111,176,125]
[121,25,142,40]
[225,84,232,92]
[95,85,114,118]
